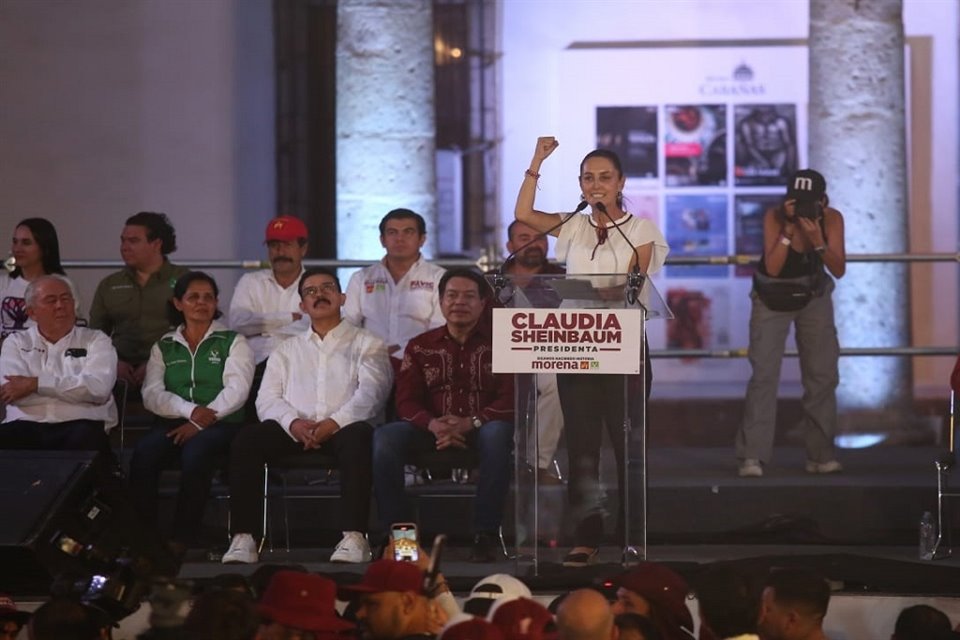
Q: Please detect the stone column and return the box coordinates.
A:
[808,0,910,415]
[337,0,436,260]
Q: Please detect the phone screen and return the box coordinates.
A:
[392,523,419,562]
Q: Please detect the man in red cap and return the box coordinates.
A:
[0,594,30,639]
[440,617,504,640]
[488,597,556,640]
[341,559,444,639]
[609,562,695,640]
[256,569,355,639]
[229,215,311,417]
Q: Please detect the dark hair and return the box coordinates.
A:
[764,568,830,620]
[167,271,222,325]
[439,268,490,299]
[694,565,760,638]
[579,149,625,209]
[893,604,952,640]
[11,217,65,278]
[28,597,101,640]
[614,613,663,640]
[507,220,535,242]
[298,266,342,296]
[379,208,426,236]
[126,211,178,255]
[182,590,259,640]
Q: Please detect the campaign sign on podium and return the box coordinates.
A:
[487,272,670,572]
[492,308,644,374]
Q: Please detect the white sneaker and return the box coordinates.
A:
[805,460,843,474]
[222,533,258,564]
[330,531,372,563]
[738,459,763,477]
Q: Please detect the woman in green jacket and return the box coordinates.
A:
[129,271,254,555]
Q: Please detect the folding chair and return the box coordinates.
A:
[410,448,509,559]
[260,452,339,553]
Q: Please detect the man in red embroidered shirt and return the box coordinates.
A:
[373,268,514,563]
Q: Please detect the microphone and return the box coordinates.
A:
[494,200,589,301]
[594,201,645,303]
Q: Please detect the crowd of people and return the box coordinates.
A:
[3,559,957,639]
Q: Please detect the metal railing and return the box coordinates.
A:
[55,250,960,360]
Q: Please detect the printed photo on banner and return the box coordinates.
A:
[664,104,727,187]
[665,285,731,357]
[595,105,659,180]
[665,193,729,279]
[734,104,798,186]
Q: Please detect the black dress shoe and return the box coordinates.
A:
[468,532,499,563]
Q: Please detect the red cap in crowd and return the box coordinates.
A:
[488,597,556,640]
[610,562,693,640]
[265,215,308,242]
[338,559,424,599]
[257,571,353,633]
[441,616,505,640]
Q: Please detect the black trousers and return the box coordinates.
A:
[128,417,242,545]
[557,355,652,548]
[0,418,109,451]
[228,420,373,535]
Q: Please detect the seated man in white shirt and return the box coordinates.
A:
[222,267,393,565]
[0,274,117,453]
[344,208,446,373]
[229,215,311,418]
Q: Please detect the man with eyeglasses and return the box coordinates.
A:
[373,268,514,563]
[0,274,118,452]
[223,267,393,565]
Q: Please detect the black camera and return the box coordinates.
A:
[795,200,823,220]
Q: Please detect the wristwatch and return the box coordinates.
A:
[470,415,483,429]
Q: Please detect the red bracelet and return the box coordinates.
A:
[525,169,541,180]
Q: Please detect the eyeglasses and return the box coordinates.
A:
[301,283,338,298]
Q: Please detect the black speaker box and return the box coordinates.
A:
[0,450,176,596]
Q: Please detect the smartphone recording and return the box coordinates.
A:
[391,522,419,562]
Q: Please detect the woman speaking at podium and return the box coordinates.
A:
[514,136,669,566]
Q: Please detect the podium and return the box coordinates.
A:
[487,271,671,572]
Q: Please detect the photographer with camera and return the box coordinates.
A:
[736,169,846,477]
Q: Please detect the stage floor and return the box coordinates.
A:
[174,444,960,597]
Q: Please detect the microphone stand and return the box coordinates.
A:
[593,201,647,564]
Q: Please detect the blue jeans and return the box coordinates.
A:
[373,420,513,533]
[128,418,243,544]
